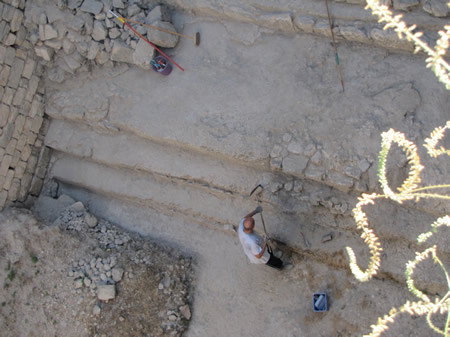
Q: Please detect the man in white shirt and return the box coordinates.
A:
[238,206,283,269]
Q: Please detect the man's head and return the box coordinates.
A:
[243,217,255,233]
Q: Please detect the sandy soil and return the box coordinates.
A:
[0,206,195,337]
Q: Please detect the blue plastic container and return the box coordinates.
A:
[151,56,172,76]
[313,293,328,312]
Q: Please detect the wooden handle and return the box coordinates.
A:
[126,18,193,40]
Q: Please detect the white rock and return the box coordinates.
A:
[112,0,125,9]
[97,284,115,301]
[287,141,303,155]
[74,279,83,289]
[146,21,179,48]
[92,21,107,41]
[180,305,191,320]
[85,213,98,228]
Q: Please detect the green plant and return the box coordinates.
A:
[31,255,39,264]
[346,123,450,336]
[7,269,16,282]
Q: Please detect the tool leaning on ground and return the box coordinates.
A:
[125,18,200,46]
[109,10,185,72]
[249,184,276,253]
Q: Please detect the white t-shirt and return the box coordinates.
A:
[238,218,270,264]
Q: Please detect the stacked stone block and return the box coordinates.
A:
[22,0,179,83]
[0,0,50,210]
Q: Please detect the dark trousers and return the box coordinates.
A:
[266,251,283,270]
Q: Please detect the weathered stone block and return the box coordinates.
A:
[10,8,23,32]
[25,76,39,102]
[0,64,11,86]
[18,172,32,201]
[293,16,315,33]
[304,164,325,182]
[282,154,309,176]
[30,96,43,118]
[0,190,8,209]
[0,104,10,128]
[423,0,450,17]
[29,176,43,196]
[16,133,27,152]
[0,21,10,43]
[0,154,12,176]
[80,0,103,15]
[112,0,125,9]
[14,160,26,179]
[5,138,17,155]
[25,154,38,174]
[12,114,25,138]
[146,5,171,23]
[87,40,100,60]
[10,150,20,169]
[132,39,155,69]
[8,58,25,88]
[45,39,63,50]
[259,12,294,32]
[128,4,141,17]
[7,178,20,200]
[4,47,16,65]
[111,40,134,64]
[12,87,26,106]
[27,131,37,145]
[4,32,16,46]
[108,27,121,39]
[326,171,354,191]
[34,45,54,61]
[370,28,413,51]
[3,87,15,105]
[393,0,420,11]
[2,4,15,22]
[63,39,76,55]
[63,52,83,71]
[287,141,304,155]
[92,20,107,41]
[146,21,179,48]
[7,106,18,124]
[68,0,83,10]
[3,169,15,190]
[14,25,27,46]
[22,58,36,79]
[31,115,44,133]
[20,144,31,161]
[340,25,369,44]
[35,147,50,179]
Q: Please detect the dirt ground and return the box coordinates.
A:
[0,205,195,337]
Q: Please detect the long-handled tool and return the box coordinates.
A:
[325,0,345,92]
[109,10,184,72]
[249,184,275,252]
[125,18,200,46]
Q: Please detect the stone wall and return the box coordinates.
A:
[0,0,50,210]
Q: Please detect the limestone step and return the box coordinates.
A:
[44,119,444,252]
[47,153,447,293]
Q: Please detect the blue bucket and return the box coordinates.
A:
[313,293,328,312]
[151,56,172,76]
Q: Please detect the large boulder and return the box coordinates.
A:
[146,21,179,48]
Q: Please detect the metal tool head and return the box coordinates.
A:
[249,184,264,197]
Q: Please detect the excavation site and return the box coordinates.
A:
[0,0,449,336]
